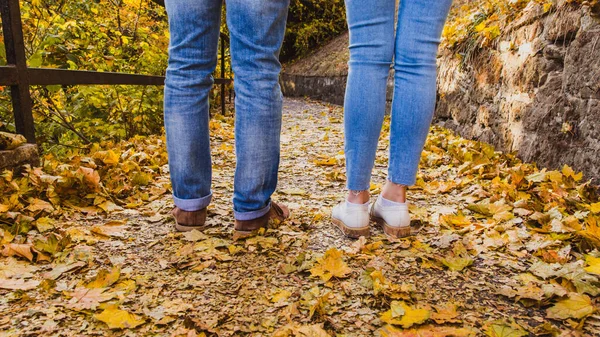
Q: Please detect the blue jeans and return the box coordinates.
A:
[344,0,453,190]
[163,0,289,220]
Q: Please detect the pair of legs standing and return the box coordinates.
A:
[164,0,290,229]
[333,0,453,237]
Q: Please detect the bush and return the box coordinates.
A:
[281,0,347,62]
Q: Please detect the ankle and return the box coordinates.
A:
[346,190,370,204]
[381,181,407,203]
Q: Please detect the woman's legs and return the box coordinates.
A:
[384,0,453,201]
[343,0,396,204]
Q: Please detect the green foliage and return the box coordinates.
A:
[281,0,347,62]
[0,0,170,155]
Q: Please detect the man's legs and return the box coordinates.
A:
[226,0,290,221]
[163,0,221,215]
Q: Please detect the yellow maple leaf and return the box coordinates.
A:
[578,216,600,248]
[86,266,120,288]
[309,248,351,281]
[546,293,596,320]
[94,149,120,166]
[271,289,292,303]
[485,321,528,337]
[440,212,472,228]
[380,301,430,328]
[562,165,582,182]
[590,202,600,214]
[440,242,474,272]
[94,306,145,329]
[584,255,600,275]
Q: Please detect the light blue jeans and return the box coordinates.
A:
[163,0,289,220]
[344,0,453,191]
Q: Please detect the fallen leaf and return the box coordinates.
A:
[91,220,127,238]
[94,306,145,329]
[485,321,528,337]
[380,301,431,328]
[379,324,475,337]
[431,303,460,324]
[0,278,40,290]
[310,248,352,281]
[2,243,34,261]
[546,293,596,320]
[271,289,292,303]
[66,287,115,311]
[584,255,600,275]
[86,266,120,288]
[182,230,208,242]
[42,261,86,280]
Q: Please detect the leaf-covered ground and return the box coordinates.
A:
[1,98,600,336]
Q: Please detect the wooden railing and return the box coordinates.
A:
[0,0,232,144]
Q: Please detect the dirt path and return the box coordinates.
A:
[1,98,599,336]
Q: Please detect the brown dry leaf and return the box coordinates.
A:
[0,278,40,290]
[273,323,331,337]
[431,303,461,324]
[91,220,127,238]
[379,324,475,337]
[66,287,115,311]
[77,166,101,189]
[2,243,34,261]
[182,229,208,242]
[42,261,86,280]
[26,198,54,213]
[309,248,351,281]
[0,257,37,278]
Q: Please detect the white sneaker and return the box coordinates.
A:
[369,195,412,238]
[331,201,370,238]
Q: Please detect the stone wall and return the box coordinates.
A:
[280,74,347,105]
[0,144,39,171]
[436,3,600,181]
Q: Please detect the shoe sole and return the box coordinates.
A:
[174,223,210,232]
[369,204,416,238]
[331,216,370,239]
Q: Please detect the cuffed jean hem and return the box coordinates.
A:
[173,191,213,211]
[346,183,371,192]
[387,175,417,187]
[234,202,271,221]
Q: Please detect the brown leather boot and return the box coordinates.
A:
[234,201,289,233]
[171,207,208,232]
